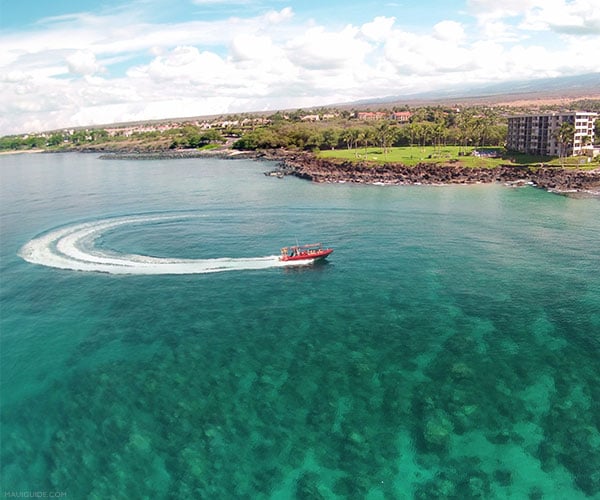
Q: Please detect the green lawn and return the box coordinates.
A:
[318,146,598,169]
[319,146,509,167]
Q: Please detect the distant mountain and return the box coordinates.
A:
[53,73,599,134]
[470,72,600,95]
[346,73,600,107]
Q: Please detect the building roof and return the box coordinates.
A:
[508,111,598,118]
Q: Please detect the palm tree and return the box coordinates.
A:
[360,127,374,157]
[355,130,366,158]
[581,134,591,154]
[456,113,474,155]
[432,122,446,154]
[555,122,576,166]
[322,128,340,150]
[342,128,362,156]
[376,122,395,157]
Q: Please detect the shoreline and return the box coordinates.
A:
[84,147,600,196]
[0,148,45,156]
[5,146,600,196]
[275,152,600,197]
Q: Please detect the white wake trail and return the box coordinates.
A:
[18,215,306,275]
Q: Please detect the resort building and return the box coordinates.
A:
[507,112,597,157]
[391,111,412,122]
[355,111,413,122]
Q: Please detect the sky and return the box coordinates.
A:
[1,0,599,135]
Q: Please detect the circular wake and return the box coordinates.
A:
[18,214,303,275]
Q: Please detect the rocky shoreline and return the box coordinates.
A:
[97,148,258,160]
[87,147,600,196]
[275,153,600,196]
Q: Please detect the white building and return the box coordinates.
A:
[507,112,597,156]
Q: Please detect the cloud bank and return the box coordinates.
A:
[1,1,599,135]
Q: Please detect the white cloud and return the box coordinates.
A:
[1,3,599,135]
[520,0,600,34]
[382,29,475,78]
[477,19,520,42]
[130,46,231,87]
[469,0,600,36]
[2,70,30,83]
[263,6,294,24]
[230,34,279,62]
[433,20,465,42]
[66,50,104,75]
[361,16,396,42]
[286,25,372,70]
[467,0,540,19]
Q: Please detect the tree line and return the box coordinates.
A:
[0,126,225,151]
[233,108,507,152]
[2,104,598,153]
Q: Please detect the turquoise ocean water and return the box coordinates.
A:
[1,153,599,498]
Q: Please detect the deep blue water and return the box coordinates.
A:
[1,153,599,498]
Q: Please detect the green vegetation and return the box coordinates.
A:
[0,125,225,152]
[232,106,508,153]
[555,121,577,167]
[0,134,47,150]
[320,145,598,169]
[167,127,225,149]
[1,102,598,171]
[319,146,506,167]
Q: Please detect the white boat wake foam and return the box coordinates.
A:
[18,215,306,275]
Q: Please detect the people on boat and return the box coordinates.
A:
[280,243,332,262]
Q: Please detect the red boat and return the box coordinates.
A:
[280,243,333,262]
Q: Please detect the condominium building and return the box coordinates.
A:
[507,112,597,156]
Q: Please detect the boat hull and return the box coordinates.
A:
[280,248,333,263]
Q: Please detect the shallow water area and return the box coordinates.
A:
[1,153,599,498]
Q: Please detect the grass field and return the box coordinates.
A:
[318,145,598,169]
